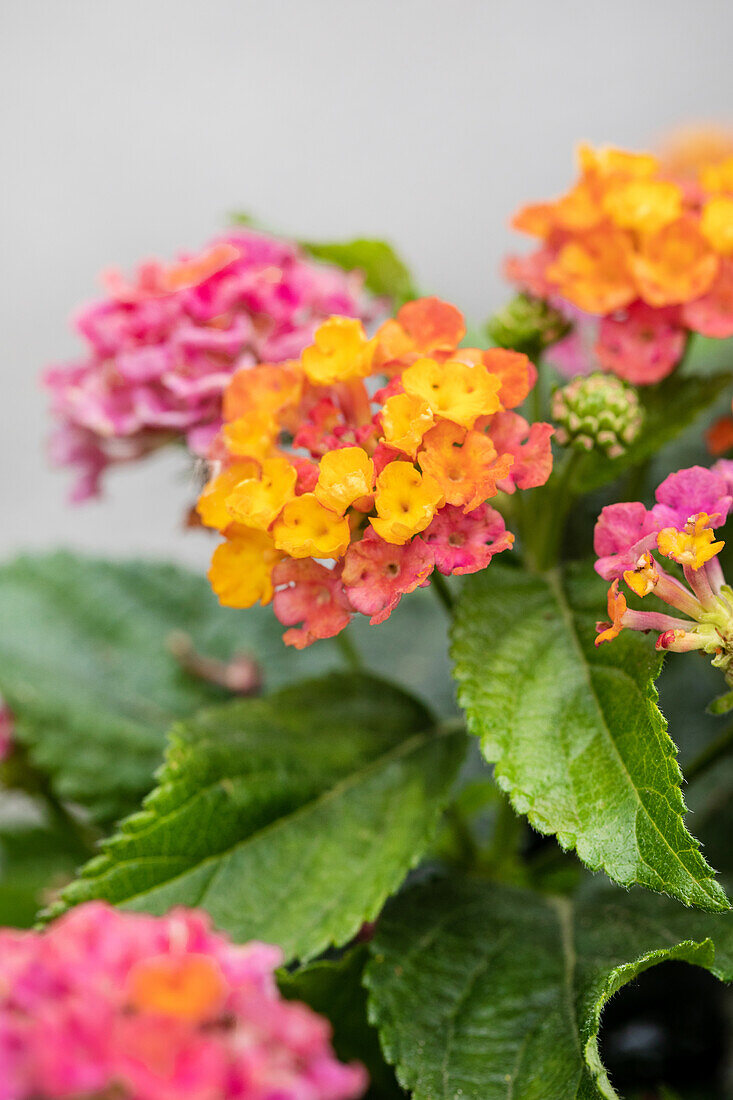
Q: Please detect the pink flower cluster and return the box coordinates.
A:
[594,463,733,582]
[44,231,378,500]
[0,902,366,1100]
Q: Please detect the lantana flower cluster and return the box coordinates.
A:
[507,144,733,384]
[594,463,733,681]
[197,297,554,647]
[44,230,378,501]
[0,901,366,1100]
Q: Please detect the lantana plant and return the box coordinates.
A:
[3,146,733,1099]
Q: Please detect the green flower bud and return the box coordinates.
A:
[552,373,643,459]
[486,294,570,356]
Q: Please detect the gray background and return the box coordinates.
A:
[2,0,731,567]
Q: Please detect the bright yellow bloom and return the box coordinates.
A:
[623,551,659,598]
[196,460,259,531]
[700,155,733,193]
[701,196,733,255]
[273,493,351,559]
[314,446,375,515]
[578,144,658,179]
[225,456,297,531]
[401,357,502,430]
[657,514,725,569]
[224,361,303,422]
[301,317,375,385]
[603,179,683,235]
[629,219,719,307]
[208,530,282,608]
[223,412,278,461]
[380,393,434,457]
[370,462,444,545]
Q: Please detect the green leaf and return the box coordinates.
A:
[280,946,405,1099]
[572,369,733,494]
[300,238,418,306]
[0,553,455,825]
[365,874,733,1100]
[451,562,728,911]
[53,673,466,960]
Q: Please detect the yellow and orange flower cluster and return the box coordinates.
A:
[197,298,554,647]
[507,144,733,386]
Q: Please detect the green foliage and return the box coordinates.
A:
[571,368,733,494]
[300,238,418,306]
[451,562,728,911]
[54,673,465,960]
[0,818,82,927]
[280,947,405,1099]
[365,874,733,1100]
[0,553,455,825]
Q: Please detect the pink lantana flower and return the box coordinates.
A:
[342,529,434,623]
[44,229,378,500]
[682,260,733,339]
[272,559,352,648]
[0,901,366,1100]
[422,503,514,575]
[596,303,687,385]
[483,411,554,493]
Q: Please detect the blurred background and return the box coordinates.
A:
[2,0,732,565]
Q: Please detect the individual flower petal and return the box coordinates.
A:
[301,317,375,385]
[630,218,719,307]
[223,411,279,461]
[314,446,375,514]
[402,357,502,429]
[485,411,554,493]
[196,460,261,531]
[651,465,733,529]
[380,392,434,457]
[546,226,636,314]
[602,178,683,235]
[342,530,433,624]
[422,503,514,575]
[682,259,733,338]
[272,493,351,559]
[225,456,298,531]
[208,530,282,608]
[700,195,733,255]
[594,501,659,580]
[480,348,537,409]
[370,462,444,545]
[272,559,352,647]
[417,421,513,512]
[595,580,628,646]
[595,302,686,384]
[374,297,465,370]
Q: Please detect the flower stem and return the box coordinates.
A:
[431,572,455,615]
[336,630,363,671]
[685,721,733,782]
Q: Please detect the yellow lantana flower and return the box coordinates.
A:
[301,317,375,386]
[603,179,683,235]
[657,514,725,569]
[380,393,434,457]
[700,155,733,194]
[273,493,351,559]
[701,196,733,255]
[370,462,444,545]
[223,412,278,461]
[208,530,282,608]
[401,357,502,430]
[314,447,374,515]
[196,460,260,531]
[225,456,297,531]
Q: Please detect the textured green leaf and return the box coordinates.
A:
[573,369,733,494]
[366,874,733,1100]
[0,553,454,824]
[300,238,418,306]
[54,673,465,959]
[451,562,727,911]
[280,947,405,1099]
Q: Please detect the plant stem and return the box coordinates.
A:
[431,572,455,615]
[685,721,733,782]
[336,630,363,671]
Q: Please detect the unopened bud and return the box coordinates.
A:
[552,373,643,459]
[486,294,570,356]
